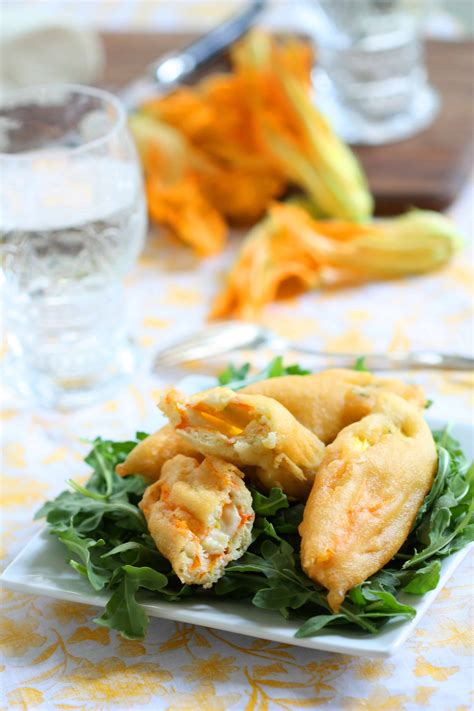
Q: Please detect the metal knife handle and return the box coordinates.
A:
[150,0,266,87]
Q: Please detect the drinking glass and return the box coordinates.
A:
[309,0,439,144]
[0,84,147,408]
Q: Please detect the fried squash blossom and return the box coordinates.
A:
[139,454,254,588]
[299,392,437,611]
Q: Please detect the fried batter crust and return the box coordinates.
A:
[159,387,325,500]
[140,454,254,587]
[116,424,200,481]
[243,369,426,443]
[299,392,437,611]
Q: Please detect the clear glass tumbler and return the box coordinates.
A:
[0,84,147,408]
[310,0,439,145]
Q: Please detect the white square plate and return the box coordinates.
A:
[1,376,472,657]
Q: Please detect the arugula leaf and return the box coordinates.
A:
[362,568,404,596]
[412,446,451,529]
[214,572,266,597]
[251,487,289,516]
[122,565,169,592]
[35,437,147,538]
[84,437,139,482]
[54,526,109,591]
[101,540,171,571]
[218,356,310,391]
[95,574,148,640]
[402,560,441,594]
[436,524,474,557]
[266,356,290,377]
[404,461,474,568]
[251,516,281,543]
[353,356,368,372]
[218,363,251,385]
[295,614,347,637]
[101,542,146,559]
[284,364,313,376]
[37,491,146,534]
[252,587,312,611]
[362,590,416,618]
[272,504,304,535]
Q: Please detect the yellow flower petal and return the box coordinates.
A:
[57,658,172,705]
[342,685,409,711]
[143,317,170,329]
[182,654,238,682]
[3,443,26,468]
[1,475,50,508]
[0,616,47,657]
[67,626,110,646]
[7,687,44,710]
[414,655,459,681]
[166,682,240,711]
[414,687,436,706]
[42,446,69,465]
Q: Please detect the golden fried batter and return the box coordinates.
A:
[159,387,325,500]
[140,454,254,587]
[299,392,437,612]
[116,424,200,481]
[243,368,426,443]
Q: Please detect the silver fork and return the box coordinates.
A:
[152,322,474,372]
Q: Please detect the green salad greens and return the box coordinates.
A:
[217,355,311,389]
[35,360,474,640]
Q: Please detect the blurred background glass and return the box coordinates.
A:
[0,84,147,408]
[309,0,439,144]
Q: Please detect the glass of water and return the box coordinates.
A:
[0,84,147,408]
[310,0,439,145]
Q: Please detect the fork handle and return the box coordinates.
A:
[288,346,474,372]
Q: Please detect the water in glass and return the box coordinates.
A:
[0,85,147,407]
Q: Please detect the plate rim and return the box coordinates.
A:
[1,529,471,658]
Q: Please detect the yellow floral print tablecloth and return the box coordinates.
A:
[1,177,473,710]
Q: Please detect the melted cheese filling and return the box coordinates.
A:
[201,503,241,557]
[351,435,370,452]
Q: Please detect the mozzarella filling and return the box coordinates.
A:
[201,503,241,557]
